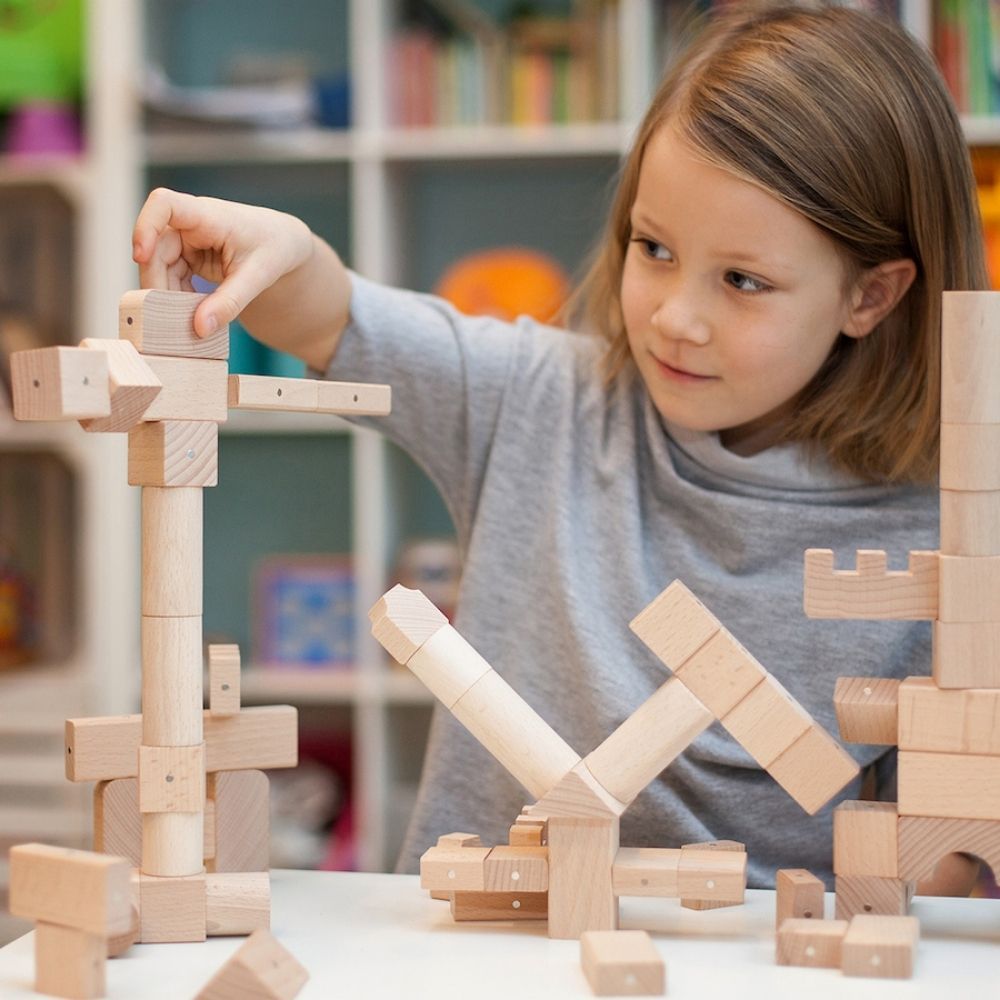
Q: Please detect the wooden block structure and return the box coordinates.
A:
[373,580,857,940]
[580,930,665,997]
[194,928,309,1000]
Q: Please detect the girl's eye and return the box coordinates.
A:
[631,238,673,262]
[725,270,770,294]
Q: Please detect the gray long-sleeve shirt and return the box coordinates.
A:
[326,273,938,887]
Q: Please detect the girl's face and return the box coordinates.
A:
[620,124,861,455]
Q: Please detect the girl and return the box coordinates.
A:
[132,2,987,890]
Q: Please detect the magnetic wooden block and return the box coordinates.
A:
[580,930,665,997]
[8,843,133,937]
[204,871,271,936]
[833,676,899,745]
[93,778,142,866]
[509,819,545,846]
[451,890,548,921]
[368,584,449,665]
[408,623,493,709]
[547,816,619,939]
[841,914,919,979]
[933,620,1000,688]
[529,762,626,822]
[833,801,898,877]
[629,580,719,671]
[119,289,229,360]
[128,419,219,487]
[673,628,766,718]
[898,815,1000,883]
[207,770,270,873]
[938,554,1000,623]
[775,869,825,929]
[209,643,242,717]
[940,490,1000,557]
[897,749,1000,820]
[941,290,1000,424]
[676,847,747,902]
[767,723,860,815]
[11,345,110,420]
[142,355,229,422]
[34,921,106,999]
[141,487,203,616]
[227,374,318,411]
[679,840,745,910]
[803,549,938,620]
[834,875,911,920]
[898,677,1000,754]
[483,846,548,892]
[776,918,848,968]
[77,338,162,433]
[315,379,392,416]
[419,846,490,891]
[141,614,204,747]
[139,743,206,813]
[139,872,207,943]
[612,848,682,897]
[195,928,308,1000]
[720,674,813,769]
[436,832,483,848]
[940,424,1000,491]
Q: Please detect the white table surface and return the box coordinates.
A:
[1,871,998,998]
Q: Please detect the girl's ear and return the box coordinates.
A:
[842,258,917,339]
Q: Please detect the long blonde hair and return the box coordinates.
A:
[571,1,988,484]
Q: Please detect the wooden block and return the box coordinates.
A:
[775,869,825,929]
[204,871,271,936]
[940,489,1000,557]
[676,847,746,902]
[8,844,133,936]
[835,875,911,920]
[940,423,1000,490]
[120,289,229,360]
[204,798,217,862]
[11,345,110,420]
[580,930,665,997]
[368,585,449,665]
[315,379,392,416]
[938,554,1000,623]
[195,927,308,1000]
[933,620,1000,688]
[941,291,1000,424]
[207,770,270,873]
[776,918,848,968]
[139,872,207,943]
[767,723,860,815]
[77,338,162,432]
[141,487,203,617]
[673,628,766,718]
[720,674,813,769]
[898,749,1000,819]
[436,832,483,848]
[612,848,681,897]
[94,779,141,867]
[35,921,106,999]
[419,846,490,891]
[139,744,206,813]
[833,677,899,745]
[483,846,548,892]
[209,644,242,717]
[142,355,229,422]
[679,840,745,910]
[451,891,548,921]
[509,819,545,846]
[106,893,140,959]
[407,623,492,709]
[898,815,1000,883]
[529,762,626,822]
[629,580,719,671]
[803,549,938,620]
[898,677,1000,754]
[128,420,219,487]
[547,816,619,939]
[227,374,317,411]
[841,914,919,979]
[141,614,204,747]
[833,801,898,877]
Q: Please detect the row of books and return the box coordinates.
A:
[934,0,1000,115]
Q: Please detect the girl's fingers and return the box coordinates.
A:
[194,256,272,336]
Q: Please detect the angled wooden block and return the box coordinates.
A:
[483,846,548,892]
[720,674,813,769]
[8,844,133,937]
[833,801,898,878]
[195,928,308,1000]
[450,890,548,921]
[139,872,206,943]
[898,815,1000,883]
[93,779,142,867]
[933,620,1000,688]
[940,490,1000,557]
[841,914,919,979]
[679,840,745,910]
[204,871,270,937]
[938,554,1000,623]
[833,677,899,745]
[34,921,106,999]
[419,845,490,891]
[580,930,665,997]
[77,338,162,433]
[834,874,911,920]
[673,628,766,718]
[139,743,206,813]
[898,749,1000,820]
[120,289,229,360]
[315,379,392,416]
[128,419,219,487]
[629,580,719,671]
[529,762,626,822]
[767,723,860,816]
[898,677,1000,754]
[207,770,270,873]
[940,424,1000,491]
[776,918,848,968]
[368,585,449,666]
[775,869,825,930]
[612,848,681,898]
[227,374,318,411]
[941,291,1000,424]
[208,643,242,717]
[11,345,110,421]
[803,549,938,620]
[547,816,619,939]
[142,355,229,423]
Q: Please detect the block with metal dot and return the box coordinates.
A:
[776,919,849,968]
[776,868,825,931]
[580,930,665,996]
[841,915,919,979]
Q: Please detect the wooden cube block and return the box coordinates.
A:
[835,874,911,920]
[77,338,162,433]
[673,629,766,718]
[483,846,548,892]
[138,744,206,813]
[898,677,1000,754]
[128,420,219,487]
[768,724,860,815]
[841,914,919,979]
[776,869,825,930]
[204,871,270,937]
[676,846,746,904]
[580,930,665,996]
[776,918,848,968]
[11,346,110,421]
[833,677,899,745]
[450,891,548,921]
[833,801,898,877]
[195,928,308,1000]
[933,620,1000,688]
[940,490,1000,557]
[941,291,1000,424]
[938,554,1000,623]
[139,872,206,943]
[940,424,1000,491]
[898,749,1000,820]
[680,840,745,910]
[35,921,106,999]
[721,674,812,768]
[141,354,229,423]
[208,644,242,717]
[629,580,719,671]
[419,846,490,891]
[509,819,545,846]
[120,289,229,360]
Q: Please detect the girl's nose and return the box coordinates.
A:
[650,290,711,346]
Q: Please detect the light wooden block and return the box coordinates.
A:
[941,290,1000,424]
[407,623,492,709]
[142,355,229,422]
[676,847,746,902]
[228,374,318,411]
[141,487,203,616]
[8,843,133,937]
[938,554,1000,623]
[940,423,1000,491]
[897,749,1000,820]
[368,585,449,665]
[629,580,719,671]
[141,614,204,747]
[436,832,483,848]
[612,848,681,897]
[679,840,745,910]
[833,677,899,745]
[207,770,270,873]
[933,620,1000,688]
[833,801,898,877]
[451,891,548,921]
[11,345,110,420]
[315,379,392,416]
[138,744,206,813]
[767,723,860,815]
[803,549,938,620]
[35,921,106,999]
[547,816,619,939]
[775,869,825,929]
[834,874,911,920]
[673,628,766,718]
[209,643,242,717]
[195,928,308,1000]
[776,918,848,968]
[841,914,919,979]
[119,289,229,360]
[139,872,207,943]
[77,338,162,432]
[898,677,1000,754]
[940,490,1000,557]
[204,871,270,936]
[580,930,665,997]
[419,846,490,891]
[128,419,219,487]
[509,819,545,846]
[530,762,626,822]
[898,815,1000,883]
[483,846,548,892]
[93,779,142,867]
[720,674,813,769]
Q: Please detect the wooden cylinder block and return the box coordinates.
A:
[142,487,203,616]
[933,620,1000,688]
[941,291,1000,424]
[408,625,491,709]
[142,812,205,877]
[940,490,1000,556]
[141,615,204,746]
[940,424,1000,491]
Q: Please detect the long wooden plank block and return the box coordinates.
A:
[228,374,391,416]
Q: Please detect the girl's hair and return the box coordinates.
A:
[571,1,988,484]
